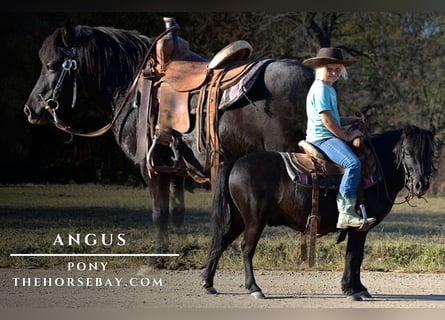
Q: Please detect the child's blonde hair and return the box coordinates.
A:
[315,65,348,81]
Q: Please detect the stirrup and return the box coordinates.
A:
[357,217,376,231]
[357,204,376,231]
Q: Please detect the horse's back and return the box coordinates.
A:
[218,59,312,159]
[263,59,313,94]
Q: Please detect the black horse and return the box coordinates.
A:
[202,125,436,300]
[23,22,313,252]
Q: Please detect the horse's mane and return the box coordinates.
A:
[404,125,436,169]
[369,125,435,170]
[385,125,436,169]
[41,25,151,93]
[81,26,150,82]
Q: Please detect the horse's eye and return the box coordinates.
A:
[45,62,57,73]
[404,149,413,158]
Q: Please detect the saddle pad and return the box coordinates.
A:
[218,59,273,110]
[279,152,381,190]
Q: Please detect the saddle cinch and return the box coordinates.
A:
[136,17,273,181]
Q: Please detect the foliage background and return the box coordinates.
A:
[0,12,443,192]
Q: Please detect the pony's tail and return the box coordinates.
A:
[208,160,236,259]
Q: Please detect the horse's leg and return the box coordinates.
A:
[241,224,266,299]
[341,230,371,300]
[201,213,244,294]
[146,172,170,253]
[169,175,185,234]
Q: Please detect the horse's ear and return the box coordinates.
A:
[62,20,75,48]
[403,124,413,136]
[430,124,436,135]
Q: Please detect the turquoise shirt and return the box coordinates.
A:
[305,79,341,142]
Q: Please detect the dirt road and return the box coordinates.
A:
[1,267,444,309]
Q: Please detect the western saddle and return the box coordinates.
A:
[135,17,269,183]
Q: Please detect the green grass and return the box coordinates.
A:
[0,184,444,272]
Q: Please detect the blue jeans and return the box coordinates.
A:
[311,137,361,198]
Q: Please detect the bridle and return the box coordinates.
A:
[38,33,79,124]
[38,25,179,138]
[363,126,432,207]
[395,135,433,205]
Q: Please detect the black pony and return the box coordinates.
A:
[24,22,313,252]
[201,125,436,300]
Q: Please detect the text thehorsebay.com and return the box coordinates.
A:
[12,233,164,288]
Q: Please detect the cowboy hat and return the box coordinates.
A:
[302,47,356,68]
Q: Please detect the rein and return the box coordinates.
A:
[40,24,179,138]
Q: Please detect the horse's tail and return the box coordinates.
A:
[208,160,237,259]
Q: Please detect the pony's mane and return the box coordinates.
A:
[394,125,436,170]
[369,126,435,172]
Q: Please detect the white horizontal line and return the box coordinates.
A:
[10,253,179,257]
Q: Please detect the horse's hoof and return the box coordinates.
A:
[357,290,373,299]
[346,293,363,301]
[203,286,218,295]
[251,291,266,299]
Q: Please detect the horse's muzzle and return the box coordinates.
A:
[410,177,430,197]
[24,104,50,125]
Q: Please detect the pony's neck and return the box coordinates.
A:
[372,129,406,199]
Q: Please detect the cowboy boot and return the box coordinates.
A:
[336,194,376,229]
